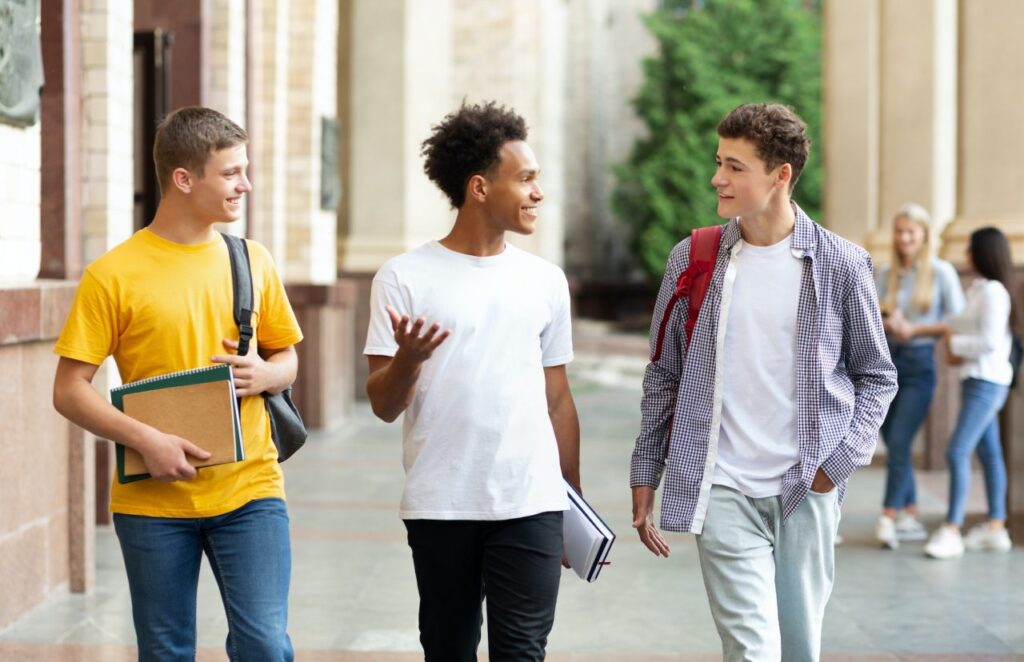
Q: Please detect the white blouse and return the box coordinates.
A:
[949,278,1013,385]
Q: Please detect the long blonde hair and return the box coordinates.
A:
[885,203,934,314]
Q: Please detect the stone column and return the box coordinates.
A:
[249,0,289,258]
[941,0,1024,536]
[340,0,453,274]
[871,0,958,256]
[204,0,249,237]
[822,0,880,246]
[80,0,134,263]
[449,0,568,265]
[340,0,454,395]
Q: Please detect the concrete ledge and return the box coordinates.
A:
[286,279,358,429]
[0,280,77,345]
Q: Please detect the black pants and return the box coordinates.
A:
[404,511,564,662]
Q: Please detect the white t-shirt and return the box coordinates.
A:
[713,236,802,498]
[950,278,1013,385]
[364,241,573,520]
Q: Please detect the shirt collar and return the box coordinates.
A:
[722,202,817,258]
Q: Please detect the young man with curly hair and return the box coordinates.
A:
[630,103,897,661]
[363,102,580,661]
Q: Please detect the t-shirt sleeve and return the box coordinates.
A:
[53,269,120,365]
[540,268,574,367]
[364,274,402,357]
[250,241,303,349]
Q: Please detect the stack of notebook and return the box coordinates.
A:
[110,364,244,483]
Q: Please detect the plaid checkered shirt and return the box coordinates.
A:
[630,204,897,534]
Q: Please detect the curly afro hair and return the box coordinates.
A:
[717,103,810,191]
[421,101,528,209]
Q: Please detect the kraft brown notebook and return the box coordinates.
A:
[110,364,244,483]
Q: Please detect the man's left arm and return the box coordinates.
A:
[820,255,898,488]
[545,364,581,493]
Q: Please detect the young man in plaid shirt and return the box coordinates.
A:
[630,103,897,661]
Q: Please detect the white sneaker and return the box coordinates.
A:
[875,515,898,549]
[894,512,928,541]
[924,526,965,559]
[963,524,1012,552]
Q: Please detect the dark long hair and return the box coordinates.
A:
[969,226,1018,328]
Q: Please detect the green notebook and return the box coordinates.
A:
[110,364,244,484]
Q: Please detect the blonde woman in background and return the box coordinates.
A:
[874,204,964,549]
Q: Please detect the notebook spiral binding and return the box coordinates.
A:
[110,364,228,393]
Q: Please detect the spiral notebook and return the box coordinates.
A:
[110,364,244,483]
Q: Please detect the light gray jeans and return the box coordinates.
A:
[695,485,840,662]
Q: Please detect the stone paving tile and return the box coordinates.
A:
[1,356,1022,659]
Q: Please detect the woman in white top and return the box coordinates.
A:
[924,227,1016,559]
[874,204,964,549]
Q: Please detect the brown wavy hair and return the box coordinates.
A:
[717,103,810,192]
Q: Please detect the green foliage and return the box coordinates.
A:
[612,0,823,280]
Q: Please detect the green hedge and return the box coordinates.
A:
[612,0,822,280]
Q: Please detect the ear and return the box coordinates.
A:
[775,163,793,190]
[171,167,194,194]
[466,173,488,204]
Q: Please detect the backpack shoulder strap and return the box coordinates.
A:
[650,224,723,362]
[683,224,723,342]
[221,233,255,356]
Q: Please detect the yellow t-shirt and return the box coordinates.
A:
[54,228,303,518]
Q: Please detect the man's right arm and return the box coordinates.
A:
[365,308,450,422]
[630,242,688,558]
[53,357,210,481]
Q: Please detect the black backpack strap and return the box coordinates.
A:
[221,233,255,356]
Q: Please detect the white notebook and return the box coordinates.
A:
[562,480,615,582]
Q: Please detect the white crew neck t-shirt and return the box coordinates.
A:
[364,241,573,520]
[713,235,803,498]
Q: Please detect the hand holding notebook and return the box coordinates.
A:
[562,480,616,582]
[111,364,245,483]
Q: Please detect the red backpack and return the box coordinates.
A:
[651,224,723,362]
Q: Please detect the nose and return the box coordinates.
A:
[532,181,544,201]
[239,173,252,193]
[711,166,726,189]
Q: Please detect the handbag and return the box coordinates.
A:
[222,233,308,462]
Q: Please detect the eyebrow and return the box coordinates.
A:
[716,156,746,168]
[515,167,540,176]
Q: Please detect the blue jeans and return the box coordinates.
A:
[879,345,937,509]
[113,497,293,662]
[946,378,1009,526]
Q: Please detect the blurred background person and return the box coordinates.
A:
[924,227,1016,559]
[874,204,964,549]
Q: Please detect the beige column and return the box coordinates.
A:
[340,0,453,273]
[941,0,1024,262]
[869,0,958,261]
[250,0,289,259]
[941,0,1024,535]
[449,0,568,265]
[823,0,880,248]
[204,0,249,238]
[281,0,338,283]
[80,0,134,264]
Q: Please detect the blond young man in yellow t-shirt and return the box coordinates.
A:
[53,107,302,661]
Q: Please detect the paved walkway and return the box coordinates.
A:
[1,346,1023,660]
